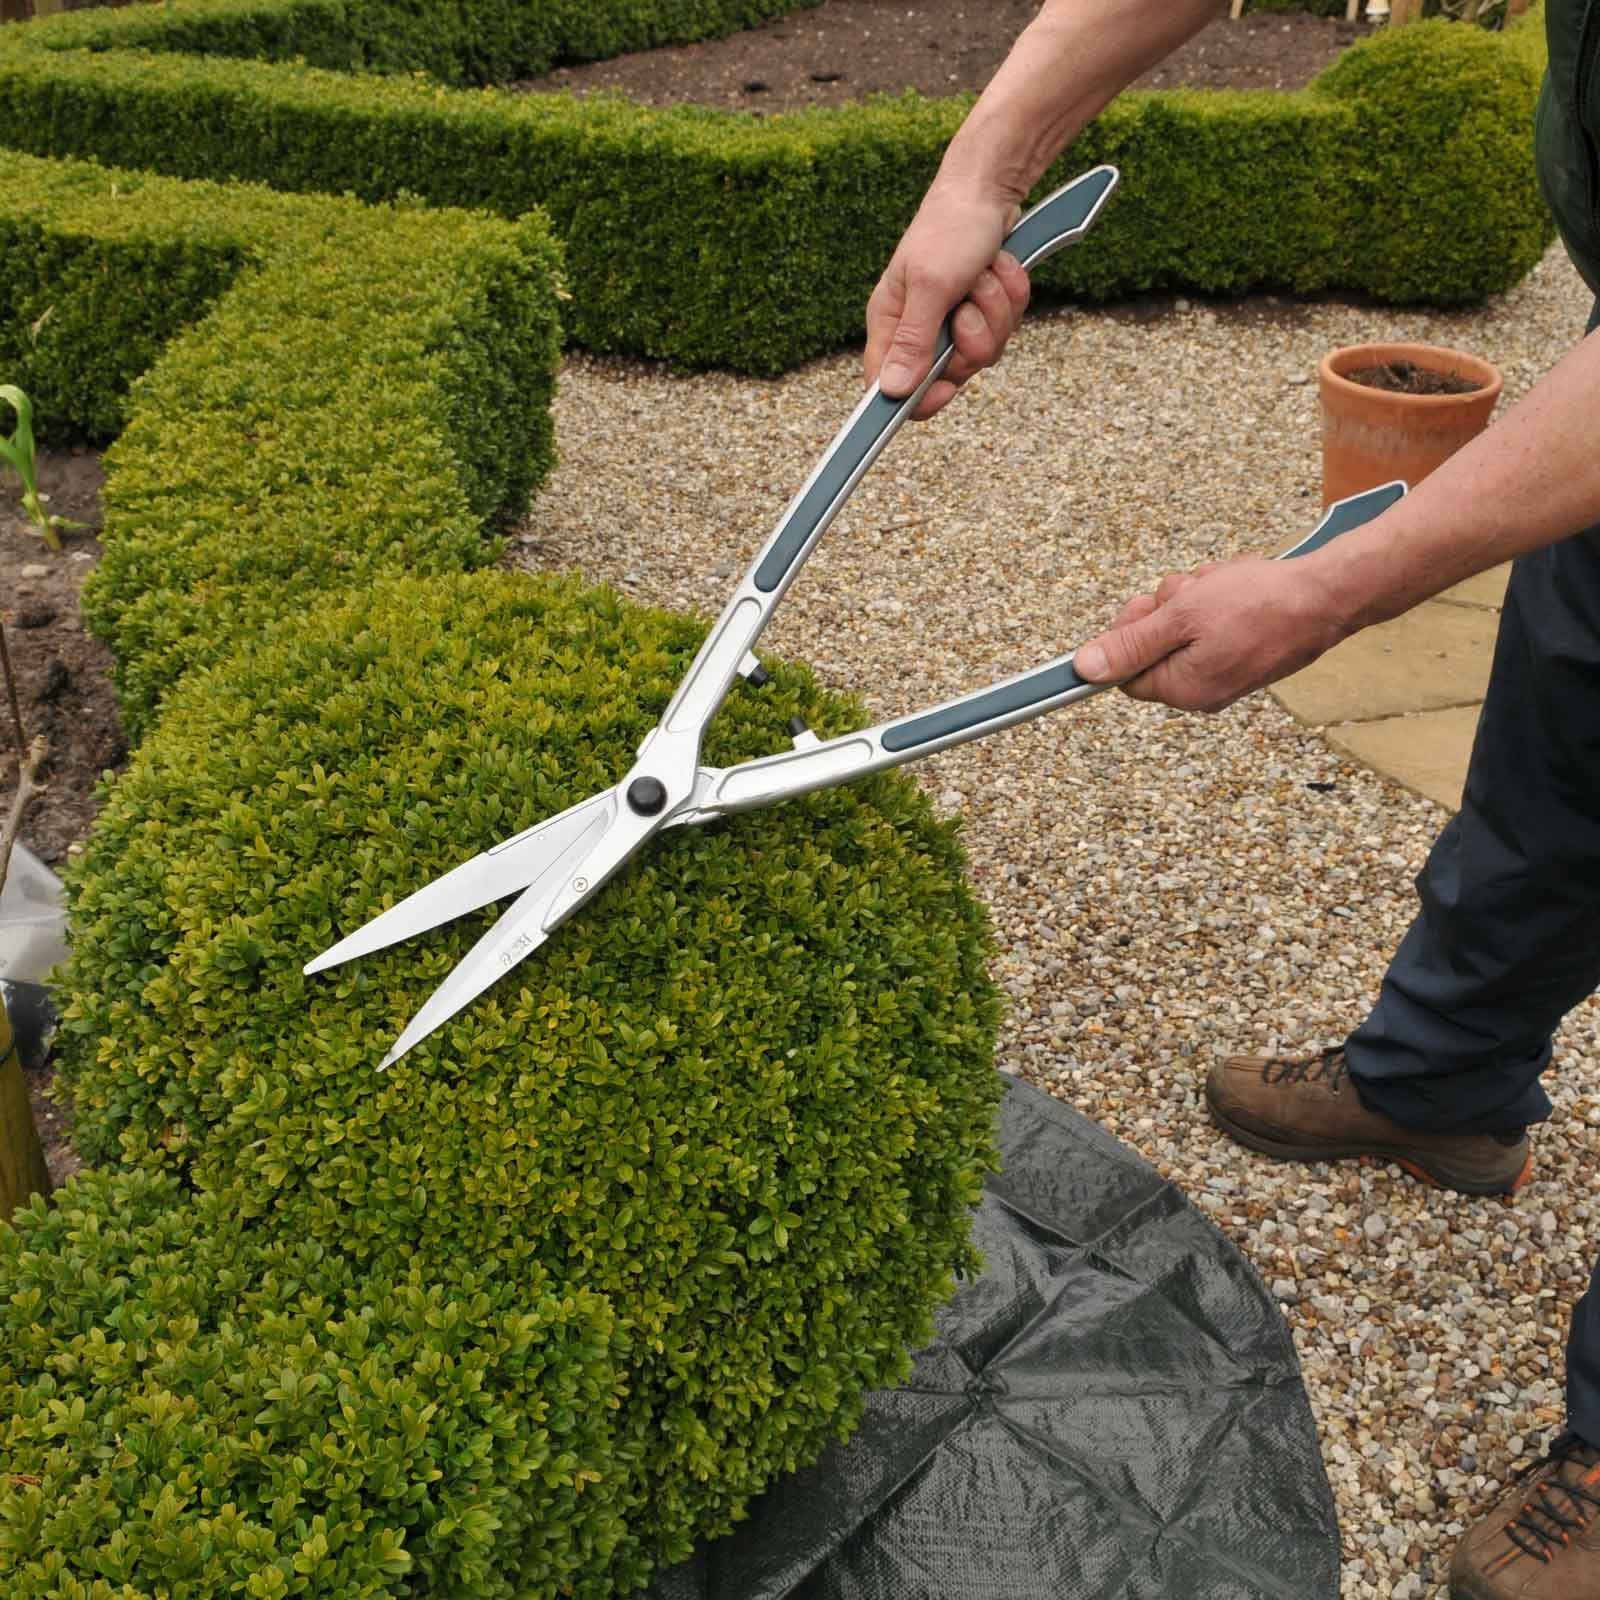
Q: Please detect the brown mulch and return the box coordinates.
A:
[516,1,1366,112]
[1,450,122,869]
[22,1059,80,1189]
[3,450,114,1196]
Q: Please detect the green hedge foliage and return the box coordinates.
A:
[16,0,822,85]
[0,3,1552,373]
[0,153,564,737]
[53,568,1005,1583]
[0,1168,638,1599]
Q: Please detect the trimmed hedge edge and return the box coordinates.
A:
[0,141,1007,1600]
[0,1,1555,373]
[45,566,1004,1595]
[0,151,564,736]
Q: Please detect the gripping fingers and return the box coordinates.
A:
[950,258,1029,377]
[951,271,1006,366]
[910,377,962,420]
[1109,592,1160,631]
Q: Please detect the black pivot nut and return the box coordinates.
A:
[627,776,668,816]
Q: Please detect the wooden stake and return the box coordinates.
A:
[0,993,50,1222]
[1346,0,1360,18]
[1229,0,1245,17]
[1388,0,1424,22]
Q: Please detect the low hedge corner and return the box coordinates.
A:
[0,151,565,737]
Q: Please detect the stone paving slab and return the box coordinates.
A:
[1441,565,1511,610]
[1322,705,1486,810]
[1272,563,1508,809]
[1273,601,1500,726]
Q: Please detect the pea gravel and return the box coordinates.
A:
[513,241,1598,1599]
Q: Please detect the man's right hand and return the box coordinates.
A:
[864,181,1031,420]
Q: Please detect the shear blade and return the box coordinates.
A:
[376,884,553,1070]
[375,794,615,1069]
[303,790,613,976]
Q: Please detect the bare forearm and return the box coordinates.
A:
[937,0,1224,205]
[1311,327,1600,633]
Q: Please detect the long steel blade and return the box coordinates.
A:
[303,789,614,976]
[375,794,616,1070]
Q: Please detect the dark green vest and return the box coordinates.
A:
[1537,0,1600,291]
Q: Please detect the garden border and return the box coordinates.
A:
[0,1,1554,373]
[0,150,564,735]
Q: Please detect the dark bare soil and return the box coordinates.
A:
[516,1,1365,112]
[2,451,113,1193]
[23,1055,81,1188]
[1,450,121,868]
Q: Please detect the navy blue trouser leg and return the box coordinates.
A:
[1343,526,1600,1136]
[1342,301,1600,1443]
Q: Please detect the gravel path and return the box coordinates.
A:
[515,241,1597,1599]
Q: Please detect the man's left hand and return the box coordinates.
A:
[1070,558,1347,712]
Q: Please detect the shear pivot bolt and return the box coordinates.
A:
[627,776,668,816]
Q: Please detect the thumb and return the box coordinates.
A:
[880,279,952,397]
[1074,605,1189,685]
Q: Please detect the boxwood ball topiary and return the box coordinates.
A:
[56,569,1004,1580]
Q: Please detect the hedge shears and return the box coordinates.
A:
[304,163,1405,1070]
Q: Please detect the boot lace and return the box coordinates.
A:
[1500,1432,1600,1566]
[1259,1046,1347,1089]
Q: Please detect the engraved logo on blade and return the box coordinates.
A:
[499,933,534,970]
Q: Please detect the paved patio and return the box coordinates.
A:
[1274,564,1509,809]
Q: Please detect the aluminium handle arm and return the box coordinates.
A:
[650,165,1122,751]
[679,480,1407,821]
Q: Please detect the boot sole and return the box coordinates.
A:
[1208,1100,1532,1198]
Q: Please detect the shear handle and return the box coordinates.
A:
[680,480,1407,820]
[650,165,1121,750]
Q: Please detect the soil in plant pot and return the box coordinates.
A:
[514,2,1364,111]
[1342,360,1486,396]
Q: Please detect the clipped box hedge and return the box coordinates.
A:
[50,568,1005,1589]
[0,152,563,737]
[1,142,1004,1593]
[0,1168,636,1599]
[9,0,823,84]
[0,1,1553,373]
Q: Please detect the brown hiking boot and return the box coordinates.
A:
[1450,1432,1600,1598]
[1208,1046,1531,1196]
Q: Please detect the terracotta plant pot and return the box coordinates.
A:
[1319,341,1503,507]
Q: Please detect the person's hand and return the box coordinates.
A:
[864,181,1031,420]
[1071,558,1348,712]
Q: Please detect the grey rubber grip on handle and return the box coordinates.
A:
[879,479,1408,753]
[751,164,1120,595]
[686,480,1411,822]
